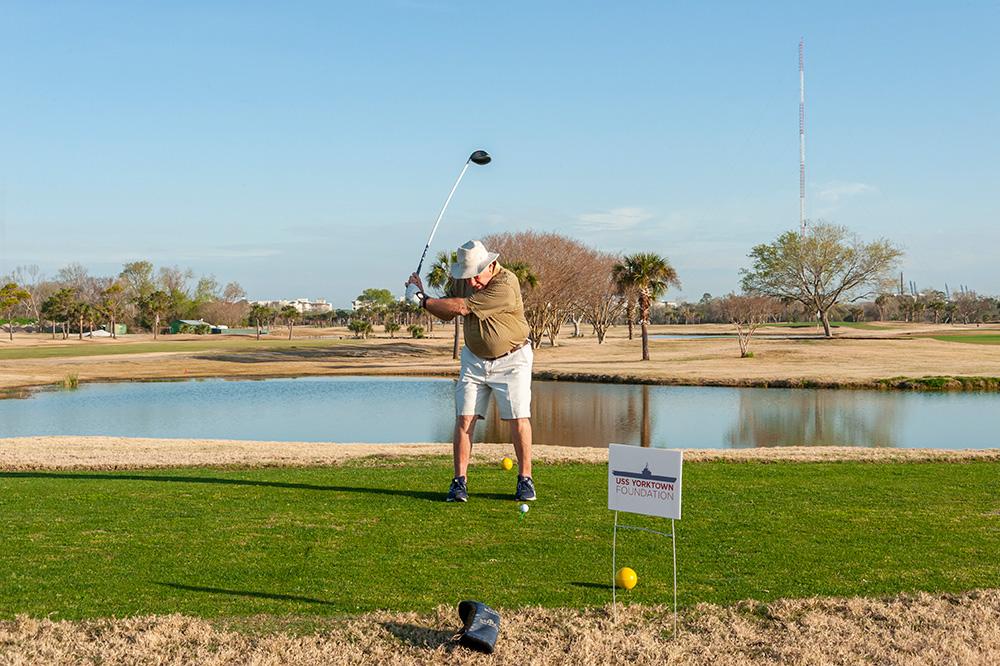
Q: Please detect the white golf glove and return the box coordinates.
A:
[405,283,424,306]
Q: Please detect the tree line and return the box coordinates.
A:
[1,261,254,340]
[4,222,995,354]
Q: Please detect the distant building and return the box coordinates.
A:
[250,298,332,314]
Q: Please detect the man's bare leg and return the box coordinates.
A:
[510,418,533,477]
[453,415,478,478]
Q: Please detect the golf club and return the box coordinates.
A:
[406,150,491,303]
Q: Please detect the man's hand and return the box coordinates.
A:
[406,273,425,292]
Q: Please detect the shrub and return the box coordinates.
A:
[407,324,425,339]
[348,320,373,339]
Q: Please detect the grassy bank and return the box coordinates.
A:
[875,375,1000,390]
[0,337,354,361]
[2,458,997,620]
[534,369,1000,391]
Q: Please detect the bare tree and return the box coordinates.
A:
[194,275,221,305]
[8,265,45,322]
[485,232,594,348]
[952,292,991,324]
[578,253,626,344]
[158,265,194,320]
[719,294,782,358]
[222,281,247,302]
[199,299,250,328]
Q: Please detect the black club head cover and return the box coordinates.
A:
[457,600,501,653]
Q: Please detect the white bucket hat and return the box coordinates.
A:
[450,240,500,279]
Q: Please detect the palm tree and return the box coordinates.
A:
[503,260,539,293]
[139,290,171,340]
[613,253,680,361]
[280,305,300,340]
[247,303,273,341]
[99,281,126,339]
[427,251,460,359]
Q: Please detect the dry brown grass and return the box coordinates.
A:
[2,436,999,471]
[4,323,1000,392]
[2,589,998,665]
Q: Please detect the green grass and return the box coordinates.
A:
[931,335,1000,346]
[1,459,998,620]
[0,337,353,361]
[876,375,1000,390]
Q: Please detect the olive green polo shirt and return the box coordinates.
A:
[447,265,530,359]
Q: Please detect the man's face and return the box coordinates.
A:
[467,262,496,291]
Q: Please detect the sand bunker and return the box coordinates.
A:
[1,436,999,470]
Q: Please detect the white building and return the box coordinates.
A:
[251,298,332,314]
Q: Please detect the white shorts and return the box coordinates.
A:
[456,343,533,420]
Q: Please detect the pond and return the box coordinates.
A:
[1,376,996,449]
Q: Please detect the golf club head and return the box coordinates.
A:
[469,150,491,165]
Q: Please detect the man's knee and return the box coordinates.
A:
[456,415,479,432]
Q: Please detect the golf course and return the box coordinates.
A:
[4,2,1000,662]
[4,321,1000,664]
[3,326,1000,664]
[3,433,999,663]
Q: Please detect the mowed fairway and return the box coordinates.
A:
[933,334,1000,345]
[2,458,998,620]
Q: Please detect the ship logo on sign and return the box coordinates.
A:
[612,463,676,483]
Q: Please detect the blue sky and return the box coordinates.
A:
[1,1,997,305]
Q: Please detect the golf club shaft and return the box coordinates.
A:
[414,159,471,276]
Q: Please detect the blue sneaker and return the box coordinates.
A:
[447,476,468,502]
[515,475,536,501]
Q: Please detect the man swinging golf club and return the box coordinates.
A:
[406,239,536,503]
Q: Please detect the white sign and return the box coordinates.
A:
[608,444,682,520]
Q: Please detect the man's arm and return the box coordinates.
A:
[423,296,470,321]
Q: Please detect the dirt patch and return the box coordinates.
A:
[2,589,997,665]
[193,342,434,364]
[1,437,998,471]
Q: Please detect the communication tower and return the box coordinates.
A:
[799,38,806,237]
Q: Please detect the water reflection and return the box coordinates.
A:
[0,377,996,449]
[724,389,898,448]
[481,384,657,448]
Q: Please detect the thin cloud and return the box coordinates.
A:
[178,246,281,260]
[816,181,879,205]
[6,244,281,265]
[574,207,655,233]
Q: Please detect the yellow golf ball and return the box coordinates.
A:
[615,567,638,591]
[501,457,513,471]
